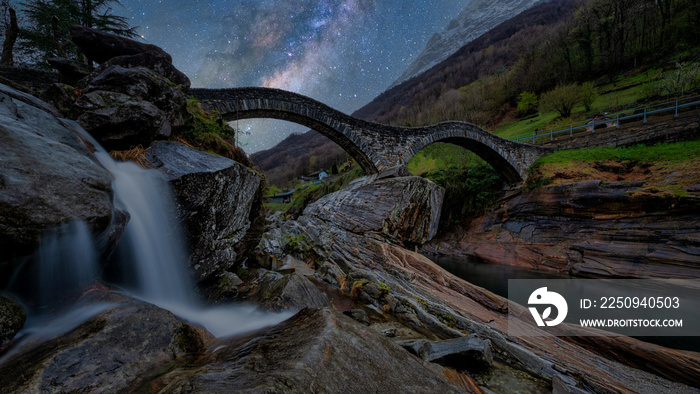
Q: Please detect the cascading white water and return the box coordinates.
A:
[4,121,292,353]
[97,152,193,304]
[97,149,293,337]
[37,221,99,312]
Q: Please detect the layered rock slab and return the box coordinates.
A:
[256,172,700,392]
[302,166,444,244]
[154,307,468,393]
[423,180,700,278]
[147,141,262,282]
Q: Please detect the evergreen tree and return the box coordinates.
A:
[20,0,136,64]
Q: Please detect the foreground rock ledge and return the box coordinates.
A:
[147,141,263,283]
[255,171,700,393]
[152,308,470,393]
[0,291,209,393]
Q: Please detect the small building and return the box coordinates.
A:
[300,169,329,183]
[267,190,295,204]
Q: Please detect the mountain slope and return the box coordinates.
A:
[354,0,577,124]
[251,130,348,187]
[390,0,545,88]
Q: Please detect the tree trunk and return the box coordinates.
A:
[0,7,18,67]
[52,15,67,58]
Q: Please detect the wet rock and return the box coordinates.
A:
[423,180,700,278]
[0,80,60,117]
[0,83,114,265]
[0,291,210,393]
[303,168,444,244]
[343,309,370,325]
[245,270,330,311]
[147,141,262,282]
[399,335,493,370]
[152,308,468,393]
[0,295,25,347]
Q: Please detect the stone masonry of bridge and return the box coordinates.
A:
[191,87,551,183]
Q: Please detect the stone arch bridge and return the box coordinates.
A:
[190,87,551,183]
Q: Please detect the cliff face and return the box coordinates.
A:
[390,0,544,88]
[422,180,700,278]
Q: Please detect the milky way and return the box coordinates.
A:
[119,0,468,152]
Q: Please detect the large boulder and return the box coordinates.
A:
[0,295,26,347]
[71,66,187,150]
[69,25,190,91]
[243,270,331,311]
[47,57,93,85]
[147,141,263,282]
[151,308,468,393]
[89,51,190,91]
[0,83,114,266]
[72,90,168,150]
[303,166,444,245]
[69,25,172,64]
[0,291,210,393]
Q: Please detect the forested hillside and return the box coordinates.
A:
[353,0,700,128]
[251,131,348,187]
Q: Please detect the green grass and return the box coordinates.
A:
[493,68,672,141]
[493,111,559,140]
[534,140,700,166]
[407,142,486,175]
[264,166,365,216]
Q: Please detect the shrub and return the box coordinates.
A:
[424,163,504,231]
[516,91,538,116]
[540,83,582,118]
[580,82,598,112]
[176,97,252,167]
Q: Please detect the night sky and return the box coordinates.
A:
[118,0,469,152]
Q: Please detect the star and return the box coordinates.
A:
[118,0,469,152]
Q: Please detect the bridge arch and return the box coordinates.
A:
[221,109,378,174]
[190,88,381,174]
[401,122,534,184]
[190,88,551,183]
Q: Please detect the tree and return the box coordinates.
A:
[580,82,598,112]
[330,163,338,175]
[0,5,17,66]
[657,62,700,96]
[540,83,583,118]
[20,0,136,64]
[516,91,538,116]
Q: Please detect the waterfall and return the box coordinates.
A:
[4,121,292,352]
[37,221,99,313]
[97,152,193,304]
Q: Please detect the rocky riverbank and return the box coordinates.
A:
[422,171,700,279]
[0,25,698,393]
